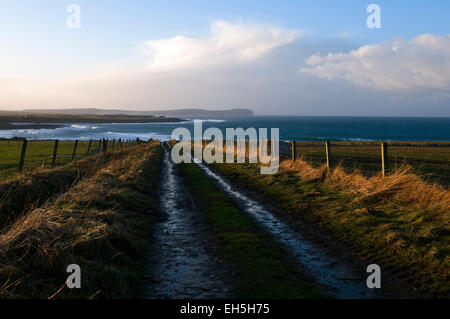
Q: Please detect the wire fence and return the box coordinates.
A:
[2,138,449,186]
[0,138,143,179]
[281,141,450,186]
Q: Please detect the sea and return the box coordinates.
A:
[0,116,449,141]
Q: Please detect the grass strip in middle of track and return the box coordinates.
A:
[180,163,323,299]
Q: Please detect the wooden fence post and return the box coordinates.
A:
[72,140,79,160]
[52,140,59,167]
[103,139,108,152]
[291,141,296,161]
[18,139,28,173]
[381,142,388,177]
[325,141,331,171]
[86,139,92,155]
[111,139,115,151]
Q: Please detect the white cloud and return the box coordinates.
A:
[300,34,450,92]
[143,20,302,72]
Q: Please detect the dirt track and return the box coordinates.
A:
[146,146,410,299]
[145,147,231,298]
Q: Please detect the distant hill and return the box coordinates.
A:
[22,108,254,118]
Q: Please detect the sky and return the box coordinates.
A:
[0,0,449,116]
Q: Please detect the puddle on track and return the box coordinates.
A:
[194,161,378,299]
[146,148,231,298]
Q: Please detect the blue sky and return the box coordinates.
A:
[1,1,449,116]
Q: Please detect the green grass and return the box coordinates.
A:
[180,163,323,299]
[0,139,132,180]
[0,140,90,179]
[212,161,449,298]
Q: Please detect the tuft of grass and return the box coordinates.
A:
[180,163,323,299]
[0,141,163,299]
[281,159,449,217]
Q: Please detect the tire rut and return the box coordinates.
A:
[194,161,379,299]
[145,147,231,299]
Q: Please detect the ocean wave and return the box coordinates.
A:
[341,137,374,142]
[182,119,227,123]
[104,131,157,137]
[312,137,374,142]
[103,131,171,141]
[17,129,40,134]
[70,124,100,130]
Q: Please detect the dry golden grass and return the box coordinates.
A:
[0,141,162,298]
[0,146,146,228]
[281,157,450,219]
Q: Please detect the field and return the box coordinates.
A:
[0,139,134,179]
[0,140,88,178]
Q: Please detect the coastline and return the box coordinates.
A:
[0,115,184,131]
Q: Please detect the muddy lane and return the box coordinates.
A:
[195,161,378,299]
[145,147,231,298]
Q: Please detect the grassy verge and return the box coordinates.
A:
[0,145,145,228]
[212,160,449,298]
[179,163,322,299]
[0,141,162,298]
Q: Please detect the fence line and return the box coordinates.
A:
[290,140,391,175]
[1,138,142,175]
[190,139,447,185]
[287,140,450,185]
[2,138,449,185]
